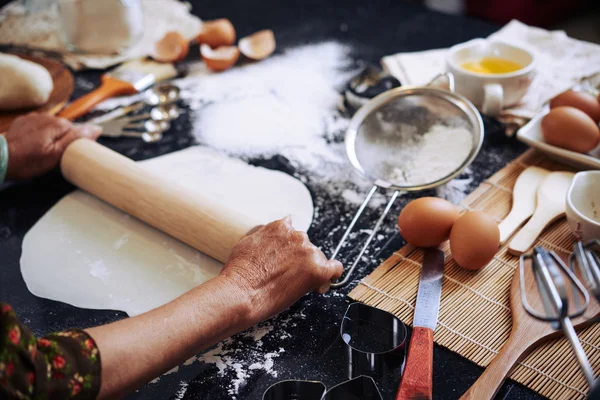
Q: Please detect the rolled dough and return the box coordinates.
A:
[0,53,53,110]
[20,146,313,316]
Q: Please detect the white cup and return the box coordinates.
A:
[446,39,536,117]
[566,171,600,242]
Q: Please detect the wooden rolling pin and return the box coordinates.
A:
[60,139,259,263]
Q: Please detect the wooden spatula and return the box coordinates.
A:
[459,257,599,400]
[508,172,574,256]
[498,166,550,244]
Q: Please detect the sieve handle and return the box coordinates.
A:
[427,72,455,93]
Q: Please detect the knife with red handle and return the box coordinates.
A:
[396,248,445,400]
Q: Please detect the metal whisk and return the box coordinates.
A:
[570,240,600,304]
[520,247,595,388]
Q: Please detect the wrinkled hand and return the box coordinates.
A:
[220,216,343,323]
[4,112,102,180]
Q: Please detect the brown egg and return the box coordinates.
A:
[153,31,189,63]
[239,30,276,61]
[201,44,240,72]
[550,90,600,123]
[397,197,460,248]
[541,107,600,153]
[450,212,499,271]
[196,19,236,48]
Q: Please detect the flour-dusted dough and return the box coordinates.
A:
[0,54,53,111]
[20,147,313,316]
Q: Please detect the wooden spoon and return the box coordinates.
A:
[460,257,599,400]
[498,166,550,244]
[508,172,574,256]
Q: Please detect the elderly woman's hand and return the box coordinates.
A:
[4,112,102,180]
[220,216,343,324]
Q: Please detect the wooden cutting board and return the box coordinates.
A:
[0,54,74,132]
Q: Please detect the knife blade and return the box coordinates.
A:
[396,248,445,400]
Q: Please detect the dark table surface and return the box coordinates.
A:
[0,0,546,399]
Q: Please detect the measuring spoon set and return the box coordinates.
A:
[92,83,182,143]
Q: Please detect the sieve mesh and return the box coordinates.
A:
[348,88,483,191]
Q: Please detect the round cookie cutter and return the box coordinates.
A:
[341,303,407,379]
[262,380,326,400]
[331,73,484,287]
[322,375,383,400]
[262,376,382,400]
[261,303,405,400]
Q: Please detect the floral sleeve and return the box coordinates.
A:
[0,303,101,399]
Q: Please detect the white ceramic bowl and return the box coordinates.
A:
[517,108,600,170]
[566,171,600,241]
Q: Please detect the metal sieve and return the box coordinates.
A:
[331,73,484,287]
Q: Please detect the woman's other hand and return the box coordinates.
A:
[4,112,102,180]
[220,216,343,325]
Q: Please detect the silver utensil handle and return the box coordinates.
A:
[426,72,455,93]
[331,190,400,288]
[89,102,145,125]
[561,317,596,388]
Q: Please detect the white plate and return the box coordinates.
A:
[517,109,600,170]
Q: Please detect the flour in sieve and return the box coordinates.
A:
[387,125,473,186]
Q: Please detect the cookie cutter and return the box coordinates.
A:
[262,303,405,399]
[262,376,382,400]
[341,302,407,379]
[262,380,326,400]
[322,375,383,400]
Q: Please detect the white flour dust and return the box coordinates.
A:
[173,382,189,400]
[88,260,110,282]
[95,42,390,206]
[388,125,473,186]
[149,312,302,396]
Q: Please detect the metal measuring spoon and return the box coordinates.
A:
[124,120,171,134]
[90,84,181,124]
[101,119,171,138]
[146,83,181,106]
[126,104,181,123]
[140,132,163,143]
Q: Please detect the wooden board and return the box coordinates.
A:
[349,150,600,400]
[0,54,74,132]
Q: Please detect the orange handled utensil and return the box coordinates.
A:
[58,59,177,121]
[396,248,445,400]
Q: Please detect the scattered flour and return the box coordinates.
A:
[150,314,298,395]
[93,42,386,207]
[436,170,474,204]
[113,233,130,250]
[88,260,110,282]
[173,382,189,400]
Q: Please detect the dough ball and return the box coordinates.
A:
[0,53,53,111]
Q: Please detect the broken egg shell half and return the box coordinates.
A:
[196,18,236,48]
[201,44,240,72]
[239,29,276,61]
[152,31,190,63]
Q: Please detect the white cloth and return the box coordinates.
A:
[0,0,202,70]
[382,20,600,130]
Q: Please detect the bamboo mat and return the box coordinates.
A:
[349,150,600,400]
